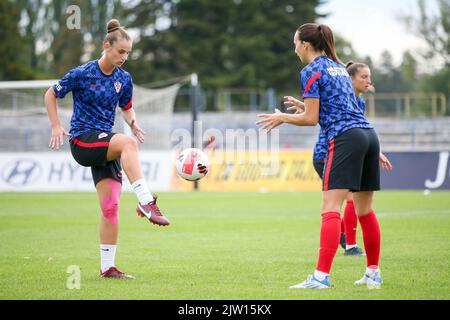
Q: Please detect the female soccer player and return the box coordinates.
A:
[44,19,170,280]
[257,23,383,289]
[285,62,392,257]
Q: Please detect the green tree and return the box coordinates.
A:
[402,0,449,67]
[0,0,34,80]
[124,0,325,91]
[16,0,46,70]
[401,0,449,112]
[334,34,361,65]
[399,51,418,92]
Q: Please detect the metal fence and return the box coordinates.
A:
[174,89,448,117]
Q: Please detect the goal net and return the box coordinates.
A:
[0,76,190,151]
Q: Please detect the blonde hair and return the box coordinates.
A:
[104,19,131,45]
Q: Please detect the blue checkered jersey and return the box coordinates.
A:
[53,60,133,139]
[301,56,372,144]
[313,129,328,160]
[313,96,368,160]
[356,96,366,113]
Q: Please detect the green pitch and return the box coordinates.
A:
[0,191,449,300]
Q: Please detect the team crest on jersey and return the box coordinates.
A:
[98,132,108,139]
[114,82,122,93]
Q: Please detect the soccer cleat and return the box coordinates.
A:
[354,271,382,289]
[354,273,370,285]
[136,196,170,226]
[100,267,135,280]
[340,232,346,249]
[344,246,366,256]
[289,275,331,289]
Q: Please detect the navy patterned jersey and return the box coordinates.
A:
[313,95,368,160]
[301,56,372,147]
[53,60,133,139]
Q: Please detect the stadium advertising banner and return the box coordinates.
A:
[0,152,174,192]
[174,151,450,192]
[381,151,450,190]
[2,151,449,192]
[173,150,323,192]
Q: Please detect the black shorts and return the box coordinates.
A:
[323,128,380,192]
[313,158,325,180]
[70,132,122,186]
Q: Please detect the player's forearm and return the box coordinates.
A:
[122,108,137,127]
[44,88,61,128]
[280,112,317,126]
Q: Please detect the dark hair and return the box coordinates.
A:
[297,23,341,63]
[104,19,131,45]
[346,61,369,76]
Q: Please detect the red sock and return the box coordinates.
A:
[316,212,341,274]
[343,200,358,246]
[358,211,381,268]
[340,217,345,234]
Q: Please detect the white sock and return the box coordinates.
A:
[366,266,380,275]
[346,244,357,250]
[314,270,329,281]
[131,179,153,205]
[100,244,117,273]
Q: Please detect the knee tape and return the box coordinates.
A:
[100,180,121,225]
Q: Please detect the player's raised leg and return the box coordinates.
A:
[107,133,170,226]
[96,178,134,279]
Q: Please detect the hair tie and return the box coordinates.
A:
[317,25,322,31]
[108,26,120,33]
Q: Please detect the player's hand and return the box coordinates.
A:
[256,108,283,133]
[379,152,393,171]
[49,125,70,150]
[284,96,305,114]
[131,120,145,144]
[198,163,208,175]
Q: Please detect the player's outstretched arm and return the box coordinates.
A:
[256,98,319,132]
[284,96,305,113]
[122,108,145,144]
[44,87,70,150]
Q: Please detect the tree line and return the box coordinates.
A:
[0,0,448,101]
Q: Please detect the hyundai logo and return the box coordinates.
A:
[1,159,42,186]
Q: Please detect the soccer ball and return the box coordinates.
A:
[176,148,210,181]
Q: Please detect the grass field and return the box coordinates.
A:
[0,191,449,300]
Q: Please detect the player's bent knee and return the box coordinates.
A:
[123,135,138,148]
[101,198,119,225]
[100,180,121,225]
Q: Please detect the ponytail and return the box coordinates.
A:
[318,24,340,63]
[297,23,341,63]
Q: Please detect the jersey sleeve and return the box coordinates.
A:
[301,69,321,99]
[119,76,133,110]
[52,68,80,99]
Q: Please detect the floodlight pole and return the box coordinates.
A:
[190,73,199,191]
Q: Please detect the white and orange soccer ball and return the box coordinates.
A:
[176,148,210,181]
